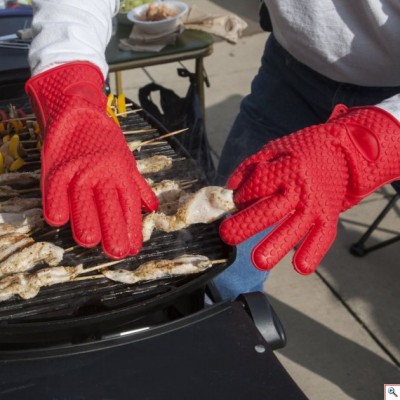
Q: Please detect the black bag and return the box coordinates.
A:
[138,68,216,183]
[259,1,273,32]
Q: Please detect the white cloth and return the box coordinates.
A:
[119,25,184,53]
[29,0,120,78]
[183,5,247,44]
[264,0,400,119]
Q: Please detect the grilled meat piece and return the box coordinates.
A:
[0,197,41,212]
[137,155,173,174]
[0,213,44,236]
[0,171,40,186]
[142,186,236,241]
[0,264,83,302]
[0,234,35,263]
[0,208,42,225]
[102,254,212,284]
[0,241,64,278]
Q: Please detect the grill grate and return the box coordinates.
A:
[0,103,233,343]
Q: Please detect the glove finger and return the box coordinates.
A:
[131,166,158,212]
[42,160,79,226]
[233,161,286,207]
[68,179,102,249]
[227,147,276,190]
[115,176,143,256]
[251,211,311,271]
[93,181,130,259]
[293,218,338,274]
[219,190,298,245]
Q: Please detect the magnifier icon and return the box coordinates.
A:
[389,387,399,397]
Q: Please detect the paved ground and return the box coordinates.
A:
[112,2,400,398]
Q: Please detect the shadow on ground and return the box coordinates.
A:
[269,295,400,400]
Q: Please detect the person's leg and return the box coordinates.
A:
[213,34,341,301]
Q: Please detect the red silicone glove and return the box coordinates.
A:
[25,62,158,259]
[219,105,400,274]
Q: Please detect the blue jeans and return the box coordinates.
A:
[213,33,400,301]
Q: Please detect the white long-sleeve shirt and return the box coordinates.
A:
[264,0,400,118]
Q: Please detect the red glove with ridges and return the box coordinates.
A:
[25,62,158,259]
[219,105,400,274]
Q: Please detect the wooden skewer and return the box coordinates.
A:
[179,179,198,187]
[64,245,80,253]
[133,128,188,148]
[71,274,104,282]
[35,228,61,238]
[77,259,125,275]
[122,128,157,135]
[2,114,36,123]
[115,109,142,117]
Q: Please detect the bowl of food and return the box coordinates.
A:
[117,0,152,25]
[127,1,189,34]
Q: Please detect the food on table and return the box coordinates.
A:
[138,2,179,21]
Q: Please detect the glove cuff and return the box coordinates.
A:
[25,62,105,136]
[328,104,400,208]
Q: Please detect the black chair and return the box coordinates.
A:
[350,181,400,257]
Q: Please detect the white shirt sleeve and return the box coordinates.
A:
[376,95,400,121]
[29,0,120,78]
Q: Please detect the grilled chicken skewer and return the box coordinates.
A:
[0,213,44,236]
[0,197,41,212]
[0,171,40,186]
[0,186,40,198]
[0,259,122,302]
[0,208,42,225]
[0,264,84,302]
[136,155,173,174]
[142,186,236,241]
[147,179,197,204]
[0,241,64,278]
[101,255,223,284]
[0,234,35,263]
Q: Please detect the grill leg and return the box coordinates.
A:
[350,192,400,257]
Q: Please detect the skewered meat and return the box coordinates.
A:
[0,171,40,186]
[137,155,173,174]
[0,241,64,278]
[0,197,41,212]
[0,208,42,225]
[142,186,236,241]
[0,234,35,262]
[102,254,212,284]
[0,185,39,198]
[149,179,184,204]
[0,213,44,236]
[0,264,83,302]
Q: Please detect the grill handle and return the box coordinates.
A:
[237,292,287,350]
